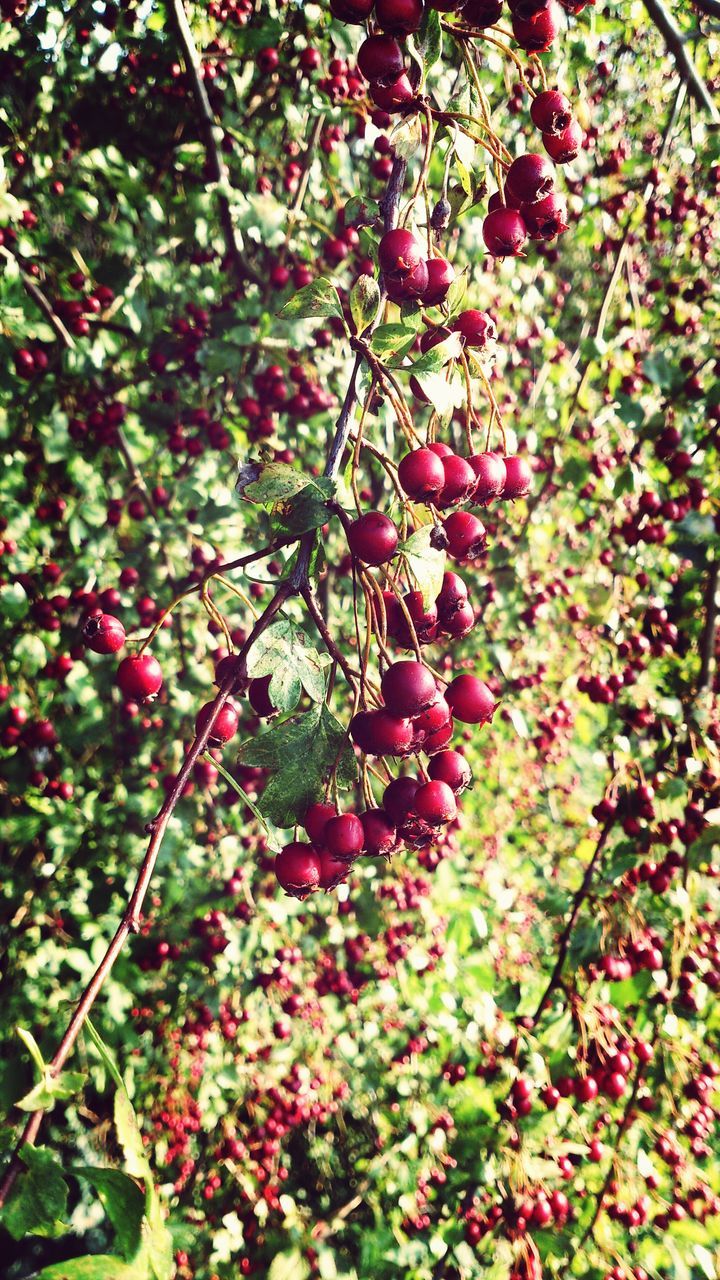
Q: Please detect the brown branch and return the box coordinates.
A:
[643,0,720,120]
[531,817,615,1022]
[0,585,290,1209]
[0,247,76,349]
[169,0,262,284]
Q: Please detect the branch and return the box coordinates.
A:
[169,0,262,283]
[531,817,615,1022]
[0,246,76,349]
[643,0,720,120]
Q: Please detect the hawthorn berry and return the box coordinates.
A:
[347,512,399,565]
[445,674,496,724]
[505,152,555,205]
[275,842,322,898]
[83,612,126,654]
[483,207,528,257]
[443,510,487,560]
[413,780,458,826]
[428,749,472,793]
[530,89,573,136]
[195,699,240,745]
[357,35,404,87]
[324,813,365,859]
[381,660,437,717]
[116,653,163,702]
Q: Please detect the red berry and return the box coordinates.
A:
[318,847,352,890]
[445,674,496,724]
[370,74,415,112]
[275,842,321,898]
[304,801,338,844]
[530,89,573,136]
[383,775,421,823]
[506,152,555,205]
[443,510,487,560]
[378,227,423,279]
[413,779,457,826]
[381,660,437,717]
[347,512,398,565]
[258,47,279,73]
[375,0,424,33]
[469,452,506,504]
[195,699,240,744]
[398,447,446,502]
[502,455,533,499]
[330,0,374,21]
[512,1,562,51]
[324,813,365,859]
[460,0,503,24]
[452,309,496,349]
[357,35,404,86]
[605,1072,627,1100]
[574,1075,599,1103]
[521,192,569,240]
[437,454,477,508]
[423,256,455,306]
[83,612,126,654]
[543,119,584,162]
[116,653,163,702]
[360,808,397,856]
[248,674,277,717]
[350,708,414,756]
[385,259,429,302]
[428,749,472,793]
[482,207,528,257]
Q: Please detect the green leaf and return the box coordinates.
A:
[72,1168,145,1262]
[279,277,343,321]
[16,1026,47,1076]
[277,477,335,534]
[401,526,446,610]
[350,273,381,335]
[84,1018,125,1090]
[414,5,442,72]
[141,1180,174,1280]
[2,1145,68,1240]
[244,462,313,505]
[371,323,416,358]
[247,619,330,712]
[238,703,357,827]
[388,113,424,161]
[35,1257,142,1280]
[16,1069,85,1113]
[114,1089,149,1180]
[409,331,463,374]
[444,270,468,318]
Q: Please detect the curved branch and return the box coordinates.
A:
[643,0,720,120]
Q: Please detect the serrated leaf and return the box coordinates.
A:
[247,619,329,711]
[279,277,343,321]
[2,1145,68,1240]
[350,273,381,335]
[238,703,357,827]
[401,526,446,610]
[276,477,335,534]
[72,1168,144,1262]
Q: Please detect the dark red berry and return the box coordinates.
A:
[530,89,573,136]
[83,612,126,654]
[347,512,399,565]
[116,653,163,702]
[275,842,321,898]
[483,207,528,257]
[445,674,496,724]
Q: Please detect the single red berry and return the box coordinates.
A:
[506,152,555,205]
[423,256,455,306]
[441,600,475,638]
[330,0,374,21]
[83,612,126,654]
[324,813,365,859]
[443,510,487,560]
[275,842,321,898]
[452,309,497,349]
[512,1,562,51]
[483,207,528,257]
[357,35,404,86]
[258,47,279,73]
[437,454,477,508]
[574,1075,599,1103]
[116,653,163,702]
[375,0,424,33]
[530,89,573,136]
[469,452,507,504]
[378,227,423,279]
[318,847,352,890]
[460,0,503,24]
[385,259,429,302]
[370,73,415,112]
[543,118,584,163]
[413,779,458,826]
[347,512,398,565]
[304,801,338,844]
[502,455,533,499]
[445,674,496,724]
[382,660,437,717]
[195,699,240,744]
[436,571,468,621]
[428,749,472,793]
[360,808,398,855]
[521,192,569,240]
[383,775,421,823]
[398,447,446,502]
[604,1072,627,1100]
[248,674,277,717]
